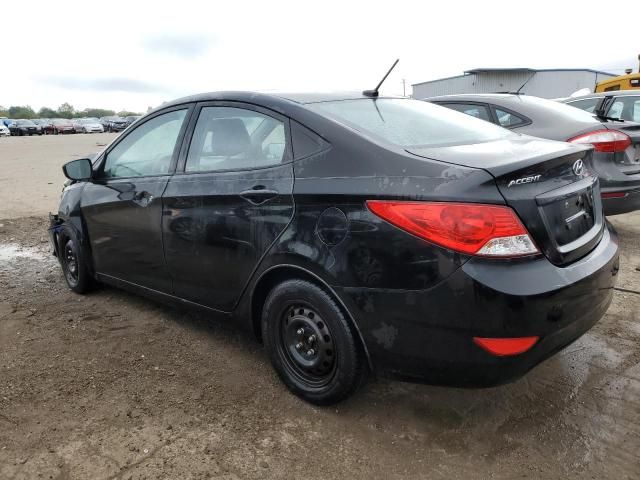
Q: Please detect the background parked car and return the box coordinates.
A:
[9,119,42,136]
[72,118,105,133]
[563,90,640,123]
[124,115,141,127]
[33,119,53,133]
[51,119,75,135]
[0,123,10,136]
[99,116,128,132]
[427,94,640,215]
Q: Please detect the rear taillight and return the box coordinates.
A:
[366,201,539,257]
[567,129,632,153]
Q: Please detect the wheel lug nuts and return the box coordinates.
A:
[296,328,304,336]
[306,349,315,356]
[295,342,303,350]
[308,335,316,343]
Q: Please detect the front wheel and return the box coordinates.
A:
[59,227,94,294]
[262,279,367,405]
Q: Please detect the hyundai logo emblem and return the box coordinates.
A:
[572,159,584,176]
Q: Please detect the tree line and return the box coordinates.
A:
[0,103,142,120]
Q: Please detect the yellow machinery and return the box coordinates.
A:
[596,55,640,92]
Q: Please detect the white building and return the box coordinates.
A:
[412,68,616,99]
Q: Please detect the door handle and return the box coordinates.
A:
[239,186,279,205]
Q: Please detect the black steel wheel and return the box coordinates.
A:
[62,239,79,287]
[278,305,337,388]
[262,279,367,405]
[58,227,93,294]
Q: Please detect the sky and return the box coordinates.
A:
[2,0,639,113]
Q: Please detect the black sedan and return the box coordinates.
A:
[428,94,640,215]
[9,119,42,136]
[49,91,619,404]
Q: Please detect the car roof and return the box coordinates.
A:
[159,91,402,110]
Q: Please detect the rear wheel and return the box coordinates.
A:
[262,279,367,405]
[59,227,93,294]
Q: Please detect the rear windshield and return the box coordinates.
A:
[518,96,600,122]
[308,98,511,148]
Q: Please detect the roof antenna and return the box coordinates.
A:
[515,72,536,94]
[363,59,399,97]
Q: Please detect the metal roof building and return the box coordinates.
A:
[412,68,617,99]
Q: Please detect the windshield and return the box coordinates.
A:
[53,119,69,125]
[17,120,36,126]
[309,98,511,148]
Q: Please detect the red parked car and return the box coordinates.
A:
[51,119,75,135]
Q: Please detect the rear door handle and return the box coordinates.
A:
[239,186,279,205]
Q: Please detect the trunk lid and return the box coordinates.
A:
[407,136,603,266]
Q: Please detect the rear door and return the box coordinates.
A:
[162,102,295,311]
[82,106,192,292]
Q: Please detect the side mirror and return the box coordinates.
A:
[62,158,93,181]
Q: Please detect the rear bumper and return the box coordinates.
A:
[602,187,640,215]
[334,226,619,387]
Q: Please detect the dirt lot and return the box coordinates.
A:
[1,134,639,479]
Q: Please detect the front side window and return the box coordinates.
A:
[566,98,599,113]
[185,106,286,172]
[494,108,526,128]
[310,98,511,148]
[103,109,186,178]
[441,103,491,122]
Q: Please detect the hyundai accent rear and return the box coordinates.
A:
[51,92,619,404]
[304,97,619,388]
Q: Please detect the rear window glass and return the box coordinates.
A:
[566,98,599,113]
[441,103,491,122]
[518,96,600,123]
[308,98,511,148]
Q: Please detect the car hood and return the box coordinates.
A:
[406,135,590,178]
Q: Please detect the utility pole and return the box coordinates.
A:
[402,78,406,97]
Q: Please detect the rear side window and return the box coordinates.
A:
[291,121,327,159]
[185,107,287,172]
[310,99,510,148]
[566,98,599,113]
[494,108,527,128]
[440,103,491,122]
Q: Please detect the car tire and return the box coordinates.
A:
[58,226,94,294]
[262,279,367,405]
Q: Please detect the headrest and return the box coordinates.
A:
[209,118,250,156]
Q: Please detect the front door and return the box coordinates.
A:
[162,103,295,311]
[82,106,191,292]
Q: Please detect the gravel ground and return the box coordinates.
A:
[0,134,639,479]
